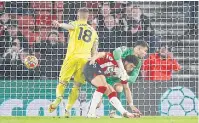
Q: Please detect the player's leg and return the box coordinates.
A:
[65,58,88,117]
[105,85,134,118]
[110,83,123,118]
[87,75,108,117]
[83,62,108,117]
[48,59,75,113]
[64,82,82,117]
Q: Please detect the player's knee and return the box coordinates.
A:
[114,84,123,92]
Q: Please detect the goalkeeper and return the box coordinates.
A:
[104,41,148,118]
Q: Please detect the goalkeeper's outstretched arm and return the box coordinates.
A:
[52,20,74,30]
[113,46,129,78]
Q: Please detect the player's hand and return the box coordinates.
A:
[130,105,142,117]
[52,20,61,28]
[115,68,128,81]
[89,57,96,65]
[120,70,129,81]
[114,67,122,78]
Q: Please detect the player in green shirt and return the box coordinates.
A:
[107,41,149,118]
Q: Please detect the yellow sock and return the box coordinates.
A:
[66,87,79,110]
[52,83,65,107]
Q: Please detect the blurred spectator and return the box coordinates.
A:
[142,44,181,81]
[87,10,98,30]
[184,1,198,35]
[5,1,34,15]
[0,2,4,13]
[0,12,10,25]
[0,35,10,56]
[96,2,120,27]
[3,38,21,63]
[12,48,34,79]
[5,20,29,48]
[120,4,142,43]
[97,2,111,27]
[98,15,122,52]
[0,38,22,78]
[121,4,160,52]
[0,12,11,38]
[138,8,160,53]
[33,30,66,79]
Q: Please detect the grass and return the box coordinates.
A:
[0,116,198,123]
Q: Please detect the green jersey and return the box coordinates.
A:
[106,46,142,86]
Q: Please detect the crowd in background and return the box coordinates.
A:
[0,1,198,81]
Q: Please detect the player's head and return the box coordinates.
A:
[123,55,139,73]
[77,7,89,20]
[134,41,148,58]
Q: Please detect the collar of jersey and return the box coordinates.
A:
[77,20,87,23]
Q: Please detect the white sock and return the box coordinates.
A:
[88,91,103,115]
[109,97,127,115]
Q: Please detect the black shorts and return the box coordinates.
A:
[83,62,104,83]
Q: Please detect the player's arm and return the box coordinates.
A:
[113,46,129,79]
[127,60,142,83]
[91,36,99,57]
[121,82,142,115]
[89,52,106,65]
[52,20,74,30]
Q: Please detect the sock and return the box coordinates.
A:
[108,92,127,115]
[88,86,107,115]
[52,83,65,107]
[66,87,79,110]
[111,92,122,112]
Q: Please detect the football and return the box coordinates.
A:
[24,55,38,69]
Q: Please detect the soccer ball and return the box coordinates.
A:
[159,86,198,116]
[24,55,38,69]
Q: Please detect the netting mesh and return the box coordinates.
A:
[0,1,198,116]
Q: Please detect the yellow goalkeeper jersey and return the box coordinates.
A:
[66,20,98,59]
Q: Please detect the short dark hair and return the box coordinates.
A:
[134,41,149,48]
[48,32,58,37]
[124,55,139,66]
[78,7,89,13]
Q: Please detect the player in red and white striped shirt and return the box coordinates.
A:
[83,52,139,118]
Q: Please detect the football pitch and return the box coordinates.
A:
[0,116,198,123]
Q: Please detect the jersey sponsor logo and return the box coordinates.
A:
[104,66,114,74]
[100,62,114,68]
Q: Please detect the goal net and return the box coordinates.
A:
[0,1,198,116]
